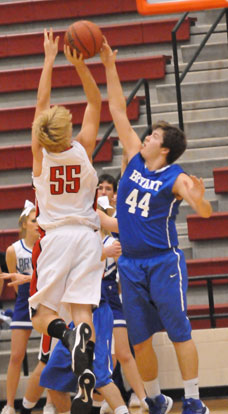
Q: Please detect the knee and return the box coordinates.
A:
[116,348,133,365]
[10,349,26,365]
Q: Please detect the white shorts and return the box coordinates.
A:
[29,224,104,315]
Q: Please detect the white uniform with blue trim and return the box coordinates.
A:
[10,239,33,329]
[117,153,191,345]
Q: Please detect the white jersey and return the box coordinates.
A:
[12,239,33,275]
[33,141,100,231]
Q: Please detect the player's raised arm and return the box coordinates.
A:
[173,173,212,218]
[32,28,59,176]
[100,39,141,163]
[64,46,101,162]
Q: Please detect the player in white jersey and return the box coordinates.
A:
[100,40,212,414]
[0,201,39,414]
[28,29,104,414]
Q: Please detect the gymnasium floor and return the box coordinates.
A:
[33,398,228,414]
[166,398,228,414]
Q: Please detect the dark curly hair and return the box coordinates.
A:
[152,121,187,164]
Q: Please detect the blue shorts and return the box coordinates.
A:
[118,247,192,345]
[103,279,126,328]
[40,302,113,391]
[10,283,32,330]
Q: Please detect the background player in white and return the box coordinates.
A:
[0,201,39,414]
[28,29,104,414]
[100,39,212,414]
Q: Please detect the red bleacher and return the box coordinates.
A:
[213,167,228,194]
[0,56,170,94]
[0,184,35,212]
[187,212,228,241]
[0,98,139,132]
[0,139,116,172]
[0,229,20,251]
[0,0,137,25]
[0,18,195,58]
[189,304,228,329]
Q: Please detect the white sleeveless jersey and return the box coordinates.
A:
[33,141,100,231]
[12,239,33,275]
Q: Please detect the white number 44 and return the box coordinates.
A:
[125,189,151,217]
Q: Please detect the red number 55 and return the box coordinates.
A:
[50,165,81,195]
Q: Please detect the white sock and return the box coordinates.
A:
[183,377,200,400]
[143,378,161,399]
[114,405,128,414]
[22,398,36,409]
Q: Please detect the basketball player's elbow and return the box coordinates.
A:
[109,100,126,116]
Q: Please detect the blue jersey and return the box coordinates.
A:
[116,153,183,257]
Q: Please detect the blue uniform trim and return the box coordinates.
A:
[20,239,32,254]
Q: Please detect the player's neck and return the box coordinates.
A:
[24,234,36,249]
[145,157,167,172]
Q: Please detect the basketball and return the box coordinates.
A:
[64,20,103,59]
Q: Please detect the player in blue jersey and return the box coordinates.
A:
[100,39,212,414]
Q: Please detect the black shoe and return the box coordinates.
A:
[71,369,96,414]
[63,322,92,377]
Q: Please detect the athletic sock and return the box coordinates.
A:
[183,377,200,400]
[143,378,161,399]
[114,405,129,414]
[47,318,68,340]
[21,398,37,414]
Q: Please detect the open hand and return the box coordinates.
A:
[184,175,205,204]
[64,44,85,68]
[44,28,59,61]
[100,37,118,67]
[0,272,32,287]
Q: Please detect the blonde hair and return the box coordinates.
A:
[32,105,72,153]
[18,208,36,239]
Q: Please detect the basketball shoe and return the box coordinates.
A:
[71,369,96,414]
[182,398,209,414]
[145,394,173,414]
[62,322,92,377]
[0,406,15,414]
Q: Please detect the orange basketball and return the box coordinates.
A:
[64,20,103,59]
